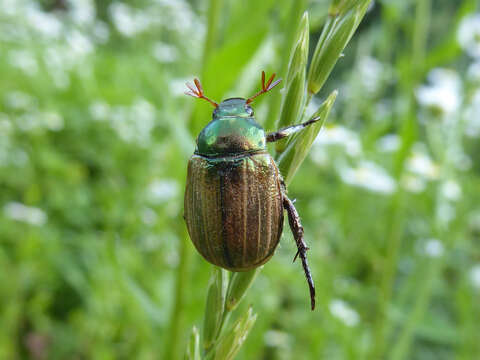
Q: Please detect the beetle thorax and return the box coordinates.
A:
[195,98,266,157]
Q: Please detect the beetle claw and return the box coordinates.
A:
[293,250,300,262]
[293,244,310,262]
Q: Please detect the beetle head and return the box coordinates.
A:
[213,98,254,119]
[184,71,281,112]
[185,72,282,156]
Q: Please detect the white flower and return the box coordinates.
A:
[264,330,290,347]
[358,56,388,95]
[437,202,456,224]
[139,234,162,251]
[337,161,396,194]
[457,14,480,58]
[14,111,63,133]
[401,174,426,193]
[141,207,157,225]
[154,0,203,37]
[421,238,444,258]
[3,202,47,226]
[17,113,38,132]
[43,41,93,88]
[152,42,178,63]
[441,180,462,201]
[0,114,12,134]
[68,0,96,26]
[110,106,129,137]
[0,0,18,16]
[25,4,63,39]
[415,68,462,118]
[8,50,38,76]
[310,147,328,167]
[450,151,472,171]
[329,299,359,327]
[130,98,155,140]
[147,179,179,203]
[109,98,156,144]
[406,149,439,180]
[43,45,78,71]
[109,2,151,37]
[93,21,110,43]
[42,111,64,131]
[313,125,362,157]
[109,3,136,36]
[467,61,480,83]
[464,89,480,137]
[51,70,70,89]
[89,100,110,121]
[4,91,35,110]
[66,30,94,57]
[470,265,480,289]
[131,98,155,124]
[376,134,400,153]
[43,46,71,89]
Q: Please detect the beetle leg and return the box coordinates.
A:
[283,195,316,310]
[266,115,321,143]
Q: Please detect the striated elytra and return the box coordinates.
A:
[184,72,317,310]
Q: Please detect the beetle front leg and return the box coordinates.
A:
[266,115,321,143]
[283,195,316,310]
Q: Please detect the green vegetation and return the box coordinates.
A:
[1,0,479,359]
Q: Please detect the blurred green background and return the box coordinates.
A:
[1,0,480,359]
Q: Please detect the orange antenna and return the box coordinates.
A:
[185,78,218,108]
[246,71,282,104]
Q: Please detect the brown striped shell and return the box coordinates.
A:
[184,152,284,271]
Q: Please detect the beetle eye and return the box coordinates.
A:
[246,107,254,116]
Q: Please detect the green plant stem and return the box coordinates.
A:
[204,305,231,360]
[265,0,307,131]
[163,227,193,360]
[201,0,223,72]
[370,191,405,359]
[189,0,225,136]
[168,2,225,358]
[370,0,431,358]
[390,259,439,360]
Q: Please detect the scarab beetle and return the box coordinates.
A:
[184,71,318,310]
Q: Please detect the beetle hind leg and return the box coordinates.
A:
[283,195,316,311]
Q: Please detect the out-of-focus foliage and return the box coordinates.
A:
[1,0,480,359]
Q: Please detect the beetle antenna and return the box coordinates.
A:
[185,78,218,108]
[246,71,282,104]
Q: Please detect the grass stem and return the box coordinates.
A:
[370,0,431,357]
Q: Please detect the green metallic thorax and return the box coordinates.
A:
[196,98,266,156]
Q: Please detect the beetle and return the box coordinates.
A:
[184,71,319,310]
